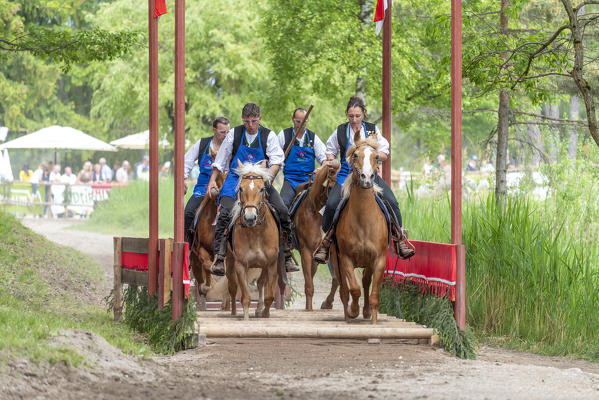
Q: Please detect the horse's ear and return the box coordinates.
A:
[346,145,357,164]
[237,159,244,168]
[260,160,267,169]
[353,130,362,145]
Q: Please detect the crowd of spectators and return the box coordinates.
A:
[16,157,154,187]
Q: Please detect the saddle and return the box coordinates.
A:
[331,194,414,259]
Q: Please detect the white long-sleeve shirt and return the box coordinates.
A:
[325,123,389,157]
[184,138,219,179]
[212,127,284,173]
[277,129,327,165]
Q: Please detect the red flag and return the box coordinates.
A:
[154,0,167,18]
[373,0,388,35]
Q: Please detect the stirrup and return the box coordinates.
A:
[313,243,330,264]
[285,256,300,272]
[210,256,225,276]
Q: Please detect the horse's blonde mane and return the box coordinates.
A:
[234,162,272,191]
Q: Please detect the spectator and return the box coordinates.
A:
[99,157,113,181]
[61,166,77,185]
[115,160,130,183]
[92,163,104,183]
[160,161,171,179]
[466,155,479,172]
[136,156,150,181]
[19,164,33,182]
[78,161,93,184]
[480,159,494,173]
[422,157,433,175]
[50,164,62,182]
[30,162,46,195]
[43,162,52,217]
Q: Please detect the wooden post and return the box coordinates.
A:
[451,0,465,331]
[172,241,185,320]
[113,237,123,321]
[148,0,159,297]
[381,0,392,185]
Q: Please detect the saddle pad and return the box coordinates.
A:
[289,189,308,219]
[333,193,391,226]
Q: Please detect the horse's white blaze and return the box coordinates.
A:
[249,180,254,190]
[362,147,374,181]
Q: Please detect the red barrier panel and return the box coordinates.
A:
[121,252,149,271]
[385,241,457,301]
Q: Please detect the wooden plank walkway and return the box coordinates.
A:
[196,309,435,341]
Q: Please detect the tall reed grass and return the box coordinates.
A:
[399,181,599,359]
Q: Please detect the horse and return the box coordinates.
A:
[330,133,388,324]
[189,164,226,305]
[292,160,340,311]
[225,160,280,320]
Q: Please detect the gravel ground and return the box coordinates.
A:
[1,217,597,400]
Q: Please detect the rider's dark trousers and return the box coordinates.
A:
[321,174,403,233]
[184,195,204,245]
[213,185,294,256]
[280,179,297,209]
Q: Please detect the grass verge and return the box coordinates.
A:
[0,211,151,365]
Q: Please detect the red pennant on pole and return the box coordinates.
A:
[374,0,388,35]
[154,0,167,18]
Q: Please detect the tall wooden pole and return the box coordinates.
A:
[382,0,392,185]
[451,0,465,331]
[148,0,159,297]
[173,0,186,320]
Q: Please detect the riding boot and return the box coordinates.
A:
[210,212,231,276]
[395,227,415,260]
[313,228,335,264]
[284,237,300,273]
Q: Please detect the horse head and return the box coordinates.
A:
[235,159,271,227]
[346,135,379,189]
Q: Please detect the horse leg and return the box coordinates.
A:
[198,247,213,289]
[320,262,338,309]
[369,257,387,325]
[255,268,267,318]
[331,245,349,321]
[263,260,278,318]
[339,255,360,319]
[362,267,373,320]
[300,247,314,311]
[236,264,251,320]
[225,253,237,316]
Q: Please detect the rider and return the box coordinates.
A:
[313,96,415,263]
[183,116,230,247]
[278,107,328,208]
[206,103,301,276]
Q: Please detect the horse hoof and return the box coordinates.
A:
[320,300,333,310]
[363,309,371,320]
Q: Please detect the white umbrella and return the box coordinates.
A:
[0,125,117,152]
[110,130,170,149]
[0,149,14,181]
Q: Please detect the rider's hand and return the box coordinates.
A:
[207,180,218,199]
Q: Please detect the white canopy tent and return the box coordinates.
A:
[0,148,14,182]
[110,130,170,149]
[0,125,117,152]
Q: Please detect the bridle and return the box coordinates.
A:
[239,174,267,227]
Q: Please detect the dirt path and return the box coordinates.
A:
[5,218,599,400]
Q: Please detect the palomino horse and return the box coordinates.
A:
[226,160,280,320]
[293,160,340,311]
[189,167,226,303]
[330,133,388,324]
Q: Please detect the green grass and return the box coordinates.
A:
[0,211,151,365]
[77,178,184,237]
[397,165,599,361]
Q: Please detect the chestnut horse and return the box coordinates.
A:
[189,164,226,302]
[226,160,280,320]
[330,134,388,324]
[293,160,340,311]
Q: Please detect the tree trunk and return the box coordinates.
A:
[526,115,543,167]
[546,103,560,163]
[495,0,510,205]
[568,95,580,160]
[561,0,599,147]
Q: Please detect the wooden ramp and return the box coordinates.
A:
[196,309,436,341]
